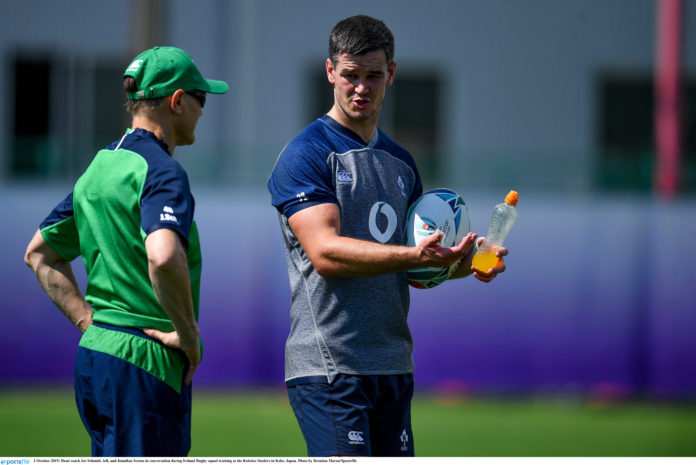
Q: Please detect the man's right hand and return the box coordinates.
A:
[144,327,201,386]
[416,231,478,269]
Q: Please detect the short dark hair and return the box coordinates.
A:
[329,15,394,65]
[123,76,166,114]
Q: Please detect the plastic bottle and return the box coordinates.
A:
[472,190,519,273]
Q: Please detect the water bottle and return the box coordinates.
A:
[472,190,518,273]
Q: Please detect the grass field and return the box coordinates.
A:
[1,388,695,457]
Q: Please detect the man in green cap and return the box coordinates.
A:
[24,46,228,457]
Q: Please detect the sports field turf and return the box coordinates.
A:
[1,388,695,457]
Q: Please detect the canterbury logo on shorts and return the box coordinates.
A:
[348,430,365,444]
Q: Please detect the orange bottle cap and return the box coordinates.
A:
[505,190,519,206]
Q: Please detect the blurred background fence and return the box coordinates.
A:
[1,0,695,400]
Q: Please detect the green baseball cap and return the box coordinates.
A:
[124,46,229,99]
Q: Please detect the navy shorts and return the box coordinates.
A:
[287,374,415,457]
[74,334,192,457]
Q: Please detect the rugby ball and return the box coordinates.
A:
[404,188,470,289]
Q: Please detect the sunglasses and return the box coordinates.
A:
[186,89,207,108]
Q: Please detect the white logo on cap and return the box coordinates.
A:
[126,59,144,73]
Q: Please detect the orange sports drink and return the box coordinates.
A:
[472,190,518,273]
[472,249,502,273]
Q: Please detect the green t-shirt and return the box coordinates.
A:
[40,128,201,391]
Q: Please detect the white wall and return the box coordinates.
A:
[2,0,695,188]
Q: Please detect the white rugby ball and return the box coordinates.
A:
[404,188,470,289]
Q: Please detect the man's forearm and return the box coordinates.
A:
[33,260,92,332]
[149,256,199,347]
[25,230,92,332]
[145,228,200,348]
[313,234,421,277]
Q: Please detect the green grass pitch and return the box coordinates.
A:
[0,388,695,457]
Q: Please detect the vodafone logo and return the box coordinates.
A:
[368,201,397,243]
